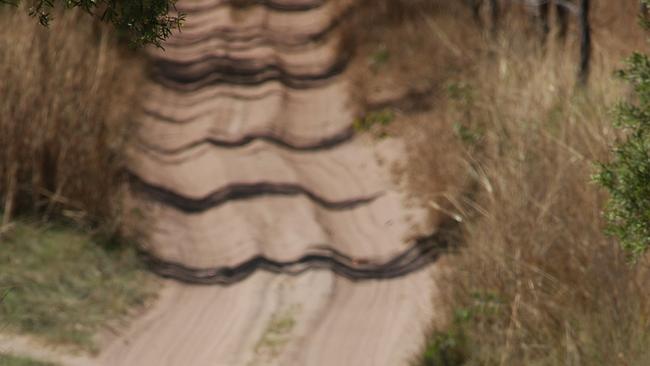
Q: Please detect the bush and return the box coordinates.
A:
[0,8,144,228]
[1,0,183,47]
[595,51,650,259]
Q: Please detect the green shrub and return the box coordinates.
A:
[0,0,183,47]
[414,309,470,366]
[417,330,466,366]
[595,51,650,259]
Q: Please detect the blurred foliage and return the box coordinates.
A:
[0,0,184,47]
[354,108,395,132]
[595,50,650,259]
[0,354,57,366]
[0,222,156,351]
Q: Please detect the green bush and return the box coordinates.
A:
[595,50,650,259]
[417,330,466,366]
[0,0,183,47]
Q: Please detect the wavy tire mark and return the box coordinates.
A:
[128,172,379,212]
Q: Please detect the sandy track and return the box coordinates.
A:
[101,271,433,366]
[139,81,353,150]
[98,1,438,365]
[129,194,428,268]
[128,141,389,203]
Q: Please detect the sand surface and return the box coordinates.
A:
[97,1,439,364]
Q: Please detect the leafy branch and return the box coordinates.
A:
[0,0,185,47]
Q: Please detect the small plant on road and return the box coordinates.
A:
[353,108,395,138]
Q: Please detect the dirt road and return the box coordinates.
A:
[99,1,439,364]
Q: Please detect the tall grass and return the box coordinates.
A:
[350,1,650,364]
[432,41,650,365]
[0,6,144,228]
[421,5,650,366]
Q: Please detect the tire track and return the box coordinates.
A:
[100,1,439,365]
[165,0,352,47]
[152,52,349,91]
[134,125,354,153]
[128,172,379,212]
[177,0,326,13]
[130,193,430,269]
[139,232,446,285]
[128,136,384,199]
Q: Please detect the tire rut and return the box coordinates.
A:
[100,1,440,365]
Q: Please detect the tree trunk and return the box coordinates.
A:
[556,2,569,39]
[489,0,500,34]
[578,0,591,85]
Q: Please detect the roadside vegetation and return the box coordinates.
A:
[0,221,155,352]
[595,48,650,260]
[0,353,57,366]
[0,0,183,47]
[348,1,650,365]
[0,6,143,228]
[0,6,156,354]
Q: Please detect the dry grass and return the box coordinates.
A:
[343,0,479,112]
[437,43,650,365]
[0,6,145,228]
[350,1,650,365]
[0,7,155,353]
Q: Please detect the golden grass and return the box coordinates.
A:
[350,1,650,364]
[0,7,145,228]
[436,44,650,365]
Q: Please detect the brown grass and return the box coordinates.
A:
[0,6,145,228]
[350,1,650,364]
[343,0,478,111]
[439,43,650,365]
